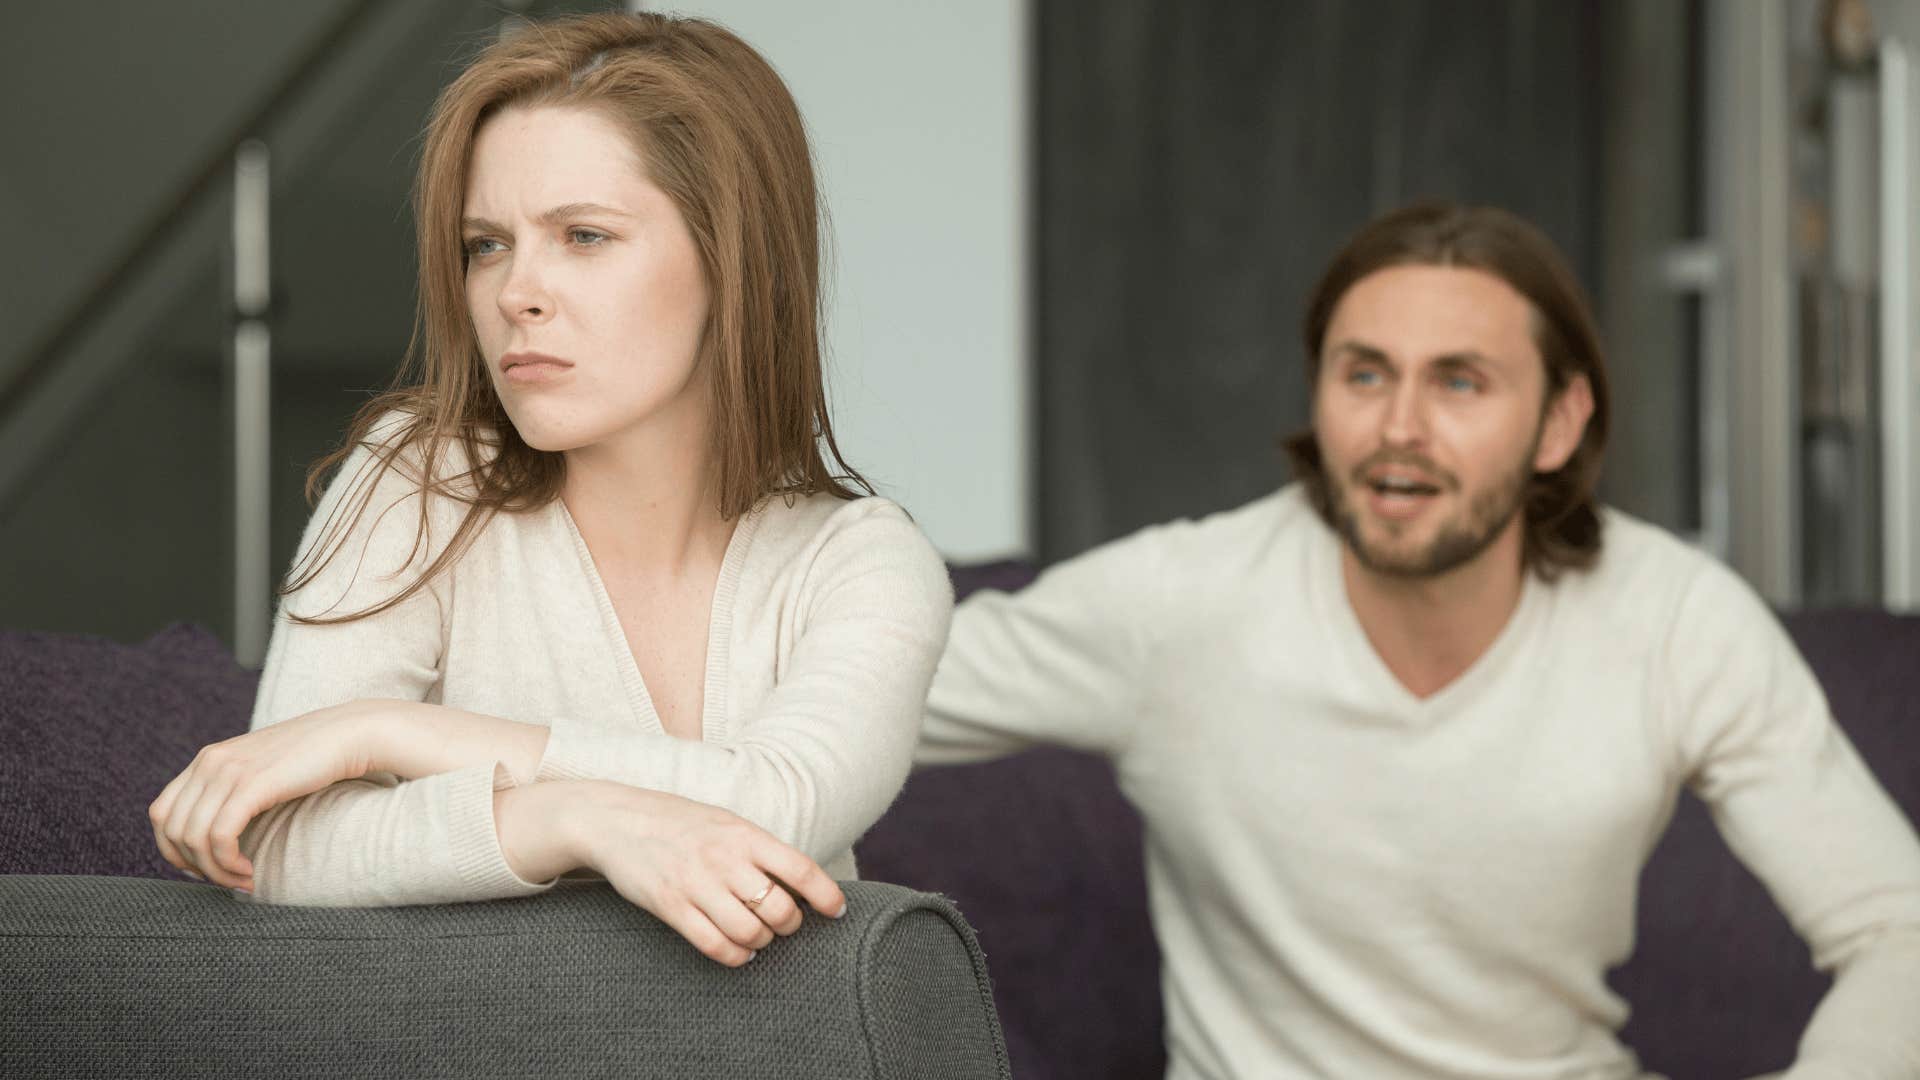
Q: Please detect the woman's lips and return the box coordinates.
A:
[499,352,574,385]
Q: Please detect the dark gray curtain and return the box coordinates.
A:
[1037,0,1605,561]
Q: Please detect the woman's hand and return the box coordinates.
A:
[148,703,389,889]
[495,780,847,967]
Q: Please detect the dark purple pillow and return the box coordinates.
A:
[0,623,256,878]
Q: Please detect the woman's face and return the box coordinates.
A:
[462,104,711,455]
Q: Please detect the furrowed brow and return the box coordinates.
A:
[461,203,634,234]
[537,202,633,224]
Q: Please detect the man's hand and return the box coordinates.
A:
[147,703,390,889]
[494,780,847,967]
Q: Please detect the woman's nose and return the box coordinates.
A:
[496,254,552,322]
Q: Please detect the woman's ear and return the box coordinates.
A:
[1534,374,1594,474]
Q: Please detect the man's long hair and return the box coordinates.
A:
[1283,201,1612,579]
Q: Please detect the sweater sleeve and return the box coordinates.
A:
[1663,561,1920,1077]
[915,519,1173,767]
[531,501,953,865]
[239,429,550,907]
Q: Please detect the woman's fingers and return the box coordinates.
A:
[753,839,846,919]
[738,872,804,936]
[147,773,196,878]
[162,772,219,882]
[699,882,776,953]
[175,775,255,889]
[661,902,757,967]
[205,782,261,885]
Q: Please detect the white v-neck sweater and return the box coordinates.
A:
[239,423,953,906]
[920,485,1920,1079]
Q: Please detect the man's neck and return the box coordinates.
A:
[1339,523,1528,700]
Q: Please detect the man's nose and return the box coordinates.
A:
[1380,378,1429,447]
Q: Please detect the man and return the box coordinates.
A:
[917,202,1920,1078]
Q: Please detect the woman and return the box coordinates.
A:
[146,12,952,968]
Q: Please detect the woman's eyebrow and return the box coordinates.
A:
[539,201,634,223]
[461,203,635,234]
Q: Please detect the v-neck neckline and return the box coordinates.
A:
[555,497,766,743]
[1309,514,1542,719]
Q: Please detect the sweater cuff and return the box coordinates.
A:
[447,762,558,897]
[534,724,600,784]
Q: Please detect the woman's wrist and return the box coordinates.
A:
[492,780,598,883]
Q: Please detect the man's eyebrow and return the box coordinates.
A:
[1430,351,1493,370]
[461,202,635,233]
[1327,342,1498,371]
[1326,340,1391,365]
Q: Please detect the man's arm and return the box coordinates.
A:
[1664,561,1920,1078]
[918,520,1182,767]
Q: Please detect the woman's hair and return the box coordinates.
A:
[1282,200,1612,579]
[284,12,868,623]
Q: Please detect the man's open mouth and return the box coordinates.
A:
[1367,476,1442,496]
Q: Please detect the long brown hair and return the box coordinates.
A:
[1283,201,1612,579]
[284,12,869,623]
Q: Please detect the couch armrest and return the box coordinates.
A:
[1,875,1009,1080]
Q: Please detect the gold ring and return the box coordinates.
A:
[745,883,774,909]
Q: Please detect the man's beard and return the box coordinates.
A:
[1326,439,1538,579]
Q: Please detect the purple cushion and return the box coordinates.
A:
[0,624,255,879]
[1612,609,1920,1079]
[862,562,1168,1080]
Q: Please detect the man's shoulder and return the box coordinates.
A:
[1131,484,1322,558]
[1553,507,1752,625]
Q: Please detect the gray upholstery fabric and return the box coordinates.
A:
[0,875,1010,1080]
[861,909,1012,1079]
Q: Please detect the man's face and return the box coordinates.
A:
[1312,264,1584,579]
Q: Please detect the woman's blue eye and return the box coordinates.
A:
[569,228,609,246]
[463,237,503,257]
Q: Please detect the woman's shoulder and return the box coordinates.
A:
[292,409,508,586]
[754,487,911,529]
[340,409,501,496]
[745,491,951,601]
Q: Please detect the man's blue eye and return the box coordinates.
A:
[1442,375,1477,393]
[1348,369,1382,386]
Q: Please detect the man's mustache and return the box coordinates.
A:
[1347,450,1461,492]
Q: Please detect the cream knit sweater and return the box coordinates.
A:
[239,424,953,905]
[921,486,1920,1080]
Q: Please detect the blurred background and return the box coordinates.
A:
[1,0,1915,666]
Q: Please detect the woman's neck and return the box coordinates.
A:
[559,402,733,579]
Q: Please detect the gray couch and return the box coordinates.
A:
[0,625,1010,1079]
[0,876,1008,1078]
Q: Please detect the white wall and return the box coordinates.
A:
[634,0,1031,560]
